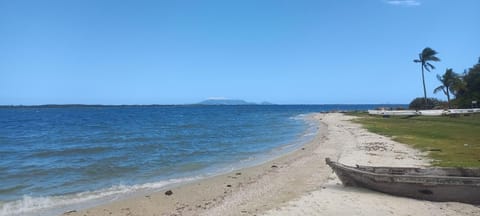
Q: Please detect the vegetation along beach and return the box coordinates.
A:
[1,0,479,216]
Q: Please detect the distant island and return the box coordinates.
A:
[197,99,274,105]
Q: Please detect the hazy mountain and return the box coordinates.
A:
[197,99,256,105]
[260,101,274,105]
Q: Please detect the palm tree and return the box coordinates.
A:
[434,68,457,108]
[414,47,441,106]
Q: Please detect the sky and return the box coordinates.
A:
[1,0,479,105]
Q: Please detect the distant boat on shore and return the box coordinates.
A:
[367,108,480,116]
[325,158,480,204]
[367,110,418,116]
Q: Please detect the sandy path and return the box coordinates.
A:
[64,113,480,216]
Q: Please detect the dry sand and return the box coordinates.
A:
[64,113,480,216]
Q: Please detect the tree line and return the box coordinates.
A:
[411,47,480,109]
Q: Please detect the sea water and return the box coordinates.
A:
[0,105,400,215]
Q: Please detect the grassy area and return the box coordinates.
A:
[349,112,480,167]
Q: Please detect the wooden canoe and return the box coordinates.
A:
[325,158,480,204]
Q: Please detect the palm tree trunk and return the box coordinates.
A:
[422,64,427,107]
[446,88,451,109]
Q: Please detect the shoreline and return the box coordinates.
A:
[2,112,318,216]
[64,113,480,216]
[63,113,332,216]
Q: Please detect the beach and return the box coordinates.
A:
[64,113,480,216]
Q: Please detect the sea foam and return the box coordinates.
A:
[0,176,200,216]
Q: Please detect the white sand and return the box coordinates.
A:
[262,113,480,216]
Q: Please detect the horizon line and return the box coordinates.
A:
[0,103,409,107]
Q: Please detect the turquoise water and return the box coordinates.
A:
[0,105,402,215]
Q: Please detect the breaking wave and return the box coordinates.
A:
[0,176,201,216]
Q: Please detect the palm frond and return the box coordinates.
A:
[422,47,438,56]
[433,86,445,94]
[436,74,444,83]
[427,56,441,62]
[424,64,431,72]
[420,47,440,62]
[426,62,435,71]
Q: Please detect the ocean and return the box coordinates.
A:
[0,105,402,216]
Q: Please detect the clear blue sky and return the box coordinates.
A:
[1,0,479,105]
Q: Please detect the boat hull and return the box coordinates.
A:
[326,158,480,204]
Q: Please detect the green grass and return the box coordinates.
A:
[348,112,480,167]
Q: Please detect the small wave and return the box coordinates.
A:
[289,113,318,123]
[289,113,309,120]
[0,176,201,216]
[302,132,317,137]
[290,113,319,135]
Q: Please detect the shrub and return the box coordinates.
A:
[409,97,444,110]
